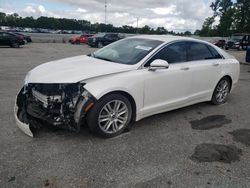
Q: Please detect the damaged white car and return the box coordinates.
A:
[15,36,240,138]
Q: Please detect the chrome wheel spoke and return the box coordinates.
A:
[112,121,118,132]
[117,117,126,124]
[114,100,121,111]
[118,110,127,116]
[103,121,112,131]
[99,114,110,122]
[106,103,113,112]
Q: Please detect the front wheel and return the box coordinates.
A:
[11,42,19,48]
[211,77,231,105]
[87,94,132,137]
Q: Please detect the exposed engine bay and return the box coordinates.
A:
[15,83,96,135]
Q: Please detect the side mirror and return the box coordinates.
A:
[149,59,169,71]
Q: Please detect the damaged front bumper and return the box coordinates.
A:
[14,100,33,137]
[14,84,96,137]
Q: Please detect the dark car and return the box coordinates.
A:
[0,31,25,48]
[13,32,32,43]
[225,33,250,50]
[246,46,250,63]
[87,33,125,48]
[213,39,226,48]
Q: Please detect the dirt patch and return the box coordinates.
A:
[8,177,15,182]
[190,143,242,163]
[44,180,49,186]
[190,115,231,130]
[229,129,250,146]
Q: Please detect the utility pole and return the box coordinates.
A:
[136,17,139,34]
[105,0,107,32]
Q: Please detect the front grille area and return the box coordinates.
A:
[29,83,61,95]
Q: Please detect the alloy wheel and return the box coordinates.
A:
[215,79,230,103]
[98,100,129,134]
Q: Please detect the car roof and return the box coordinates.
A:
[129,35,208,44]
[129,35,234,60]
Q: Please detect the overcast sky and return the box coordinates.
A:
[0,0,214,32]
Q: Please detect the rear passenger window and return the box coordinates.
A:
[207,45,223,59]
[187,42,214,61]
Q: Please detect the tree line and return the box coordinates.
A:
[0,12,192,35]
[198,0,250,37]
[2,0,248,37]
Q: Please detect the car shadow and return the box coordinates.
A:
[33,101,216,140]
[134,102,212,130]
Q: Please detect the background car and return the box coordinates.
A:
[69,34,94,44]
[225,33,250,50]
[246,46,250,62]
[12,32,32,43]
[87,33,125,48]
[213,39,226,48]
[0,31,25,48]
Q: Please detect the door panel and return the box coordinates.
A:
[142,62,193,116]
[186,42,223,100]
[187,60,222,100]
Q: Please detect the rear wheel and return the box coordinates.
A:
[87,94,132,137]
[211,77,231,105]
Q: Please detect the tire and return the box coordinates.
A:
[97,42,103,48]
[87,93,132,138]
[211,77,231,105]
[76,40,80,45]
[225,47,229,50]
[11,42,19,48]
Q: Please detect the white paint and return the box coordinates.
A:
[21,35,240,129]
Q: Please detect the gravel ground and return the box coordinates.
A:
[0,43,250,188]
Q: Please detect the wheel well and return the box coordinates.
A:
[222,75,232,92]
[100,91,137,122]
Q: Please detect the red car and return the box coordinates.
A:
[69,34,94,44]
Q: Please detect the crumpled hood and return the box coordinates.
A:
[25,55,134,84]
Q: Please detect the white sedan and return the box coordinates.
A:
[15,35,240,137]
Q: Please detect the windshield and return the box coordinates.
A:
[93,38,163,65]
[231,35,243,41]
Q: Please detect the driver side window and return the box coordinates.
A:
[145,42,187,67]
